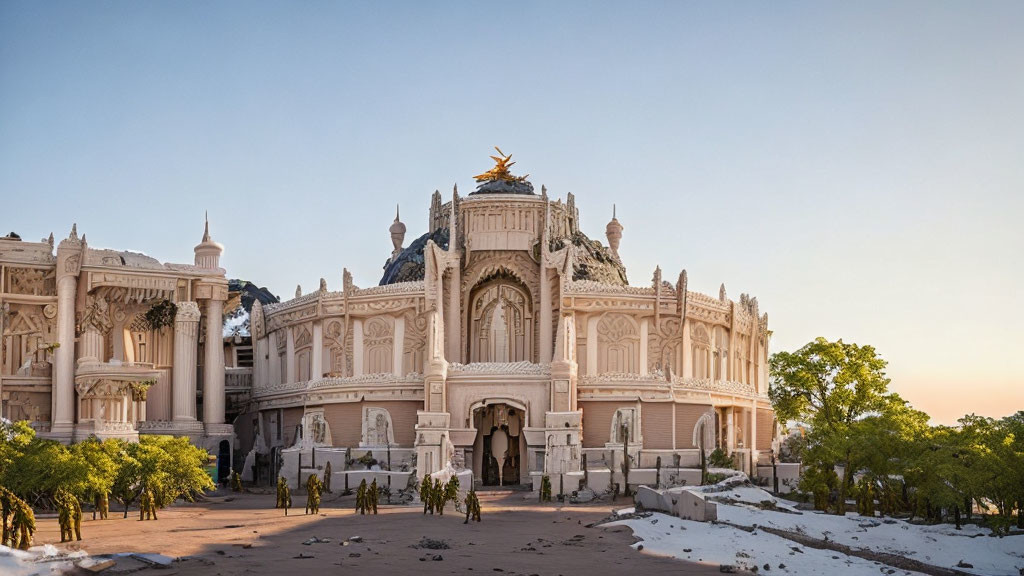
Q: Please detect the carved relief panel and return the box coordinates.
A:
[5,267,55,296]
[1,303,56,376]
[402,310,427,375]
[363,317,393,374]
[469,276,533,363]
[596,313,639,374]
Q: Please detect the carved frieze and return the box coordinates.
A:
[5,267,55,296]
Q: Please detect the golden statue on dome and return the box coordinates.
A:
[474,147,529,182]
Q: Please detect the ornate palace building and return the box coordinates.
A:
[248,150,777,491]
[0,223,233,462]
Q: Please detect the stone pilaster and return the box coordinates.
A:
[172,302,200,422]
[539,264,552,364]
[203,298,225,427]
[445,268,460,363]
[311,321,323,379]
[285,326,295,383]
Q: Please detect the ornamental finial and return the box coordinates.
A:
[473,147,529,183]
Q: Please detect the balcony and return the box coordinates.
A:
[225,367,253,391]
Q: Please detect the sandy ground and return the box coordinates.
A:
[34,489,721,576]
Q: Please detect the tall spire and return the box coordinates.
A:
[389,203,407,256]
[194,211,224,269]
[606,205,623,260]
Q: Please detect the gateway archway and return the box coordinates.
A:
[469,400,526,487]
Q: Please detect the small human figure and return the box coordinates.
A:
[56,490,73,542]
[433,478,445,516]
[356,479,368,515]
[95,492,109,520]
[463,490,481,524]
[305,474,322,515]
[71,495,82,541]
[369,479,379,515]
[276,476,287,509]
[280,479,292,516]
[420,476,433,515]
[230,470,243,492]
[12,498,35,550]
[140,488,158,521]
[444,476,459,513]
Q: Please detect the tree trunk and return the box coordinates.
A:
[964,496,971,520]
[836,451,851,515]
[1017,498,1024,530]
[953,505,961,530]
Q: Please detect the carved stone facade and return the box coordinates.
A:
[0,222,231,455]
[249,152,777,487]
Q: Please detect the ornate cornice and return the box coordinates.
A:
[448,361,550,375]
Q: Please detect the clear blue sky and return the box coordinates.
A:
[2,1,1021,424]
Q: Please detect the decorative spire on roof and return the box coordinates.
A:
[719,283,727,302]
[605,204,623,260]
[389,204,407,257]
[194,211,224,269]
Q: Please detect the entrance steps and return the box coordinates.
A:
[475,484,532,494]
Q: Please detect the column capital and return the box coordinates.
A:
[194,282,228,301]
[175,301,201,322]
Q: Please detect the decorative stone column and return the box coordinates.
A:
[51,226,84,440]
[53,276,77,412]
[203,298,225,426]
[172,302,200,422]
[78,326,104,365]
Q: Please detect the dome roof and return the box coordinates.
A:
[469,178,535,196]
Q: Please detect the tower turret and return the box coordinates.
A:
[194,213,224,270]
[390,204,406,257]
[605,204,623,260]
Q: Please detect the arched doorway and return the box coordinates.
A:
[468,272,533,363]
[470,401,526,487]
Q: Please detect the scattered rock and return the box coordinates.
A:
[763,564,771,571]
[637,545,644,551]
[957,561,974,568]
[293,554,314,559]
[719,566,738,573]
[349,536,363,543]
[416,537,450,550]
[349,553,361,558]
[432,555,443,561]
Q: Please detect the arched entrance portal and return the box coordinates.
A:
[471,401,526,487]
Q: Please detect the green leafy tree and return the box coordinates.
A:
[770,337,892,514]
[69,438,118,509]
